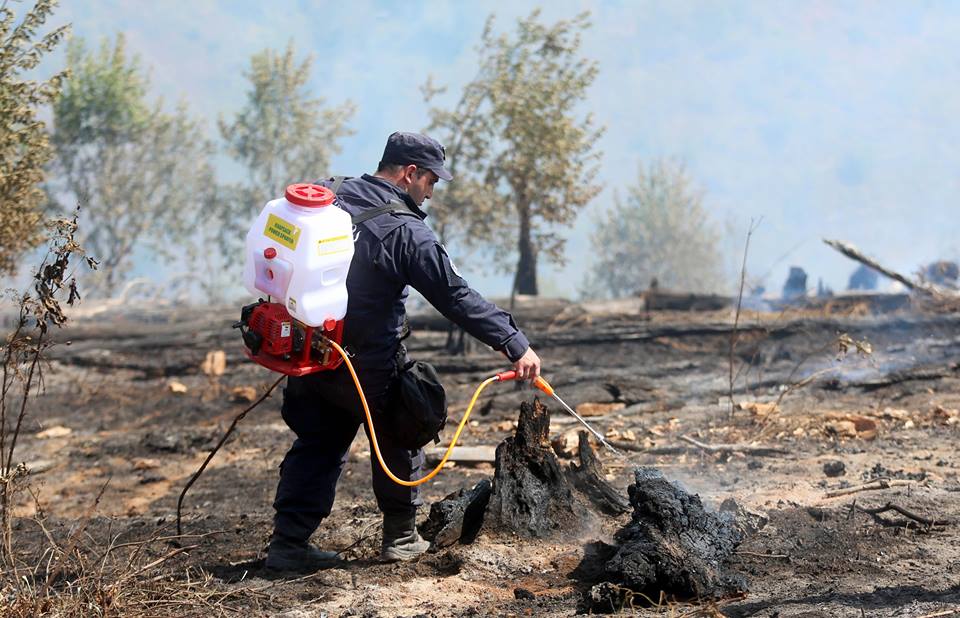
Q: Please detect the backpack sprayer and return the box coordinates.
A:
[235,183,618,487]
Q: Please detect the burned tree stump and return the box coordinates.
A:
[567,432,630,516]
[486,398,591,537]
[587,467,746,610]
[420,479,492,550]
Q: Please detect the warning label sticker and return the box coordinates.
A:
[287,297,297,312]
[317,234,351,256]
[264,214,301,250]
[280,322,291,338]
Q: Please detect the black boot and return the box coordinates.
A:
[265,533,341,571]
[380,512,430,562]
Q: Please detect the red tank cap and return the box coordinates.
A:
[263,247,277,259]
[323,318,337,331]
[285,183,335,207]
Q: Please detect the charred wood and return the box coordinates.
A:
[566,432,630,516]
[679,435,789,457]
[584,467,746,610]
[640,289,733,312]
[850,364,958,391]
[486,399,592,538]
[420,479,492,549]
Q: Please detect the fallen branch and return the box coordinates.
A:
[823,239,955,297]
[853,502,953,528]
[603,437,788,457]
[824,478,913,498]
[606,439,651,453]
[679,435,789,457]
[126,544,199,579]
[916,610,960,618]
[735,550,790,560]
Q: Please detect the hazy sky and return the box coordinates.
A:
[46,0,960,297]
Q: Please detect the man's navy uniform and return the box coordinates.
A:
[271,158,531,556]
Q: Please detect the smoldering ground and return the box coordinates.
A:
[2,297,960,616]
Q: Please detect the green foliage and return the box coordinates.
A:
[425,11,602,295]
[0,0,69,276]
[218,41,355,255]
[50,35,215,296]
[582,159,726,299]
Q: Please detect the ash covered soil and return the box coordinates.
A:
[8,300,960,617]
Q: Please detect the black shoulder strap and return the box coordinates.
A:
[326,176,414,225]
[330,175,347,194]
[350,200,413,225]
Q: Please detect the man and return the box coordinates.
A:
[266,131,541,570]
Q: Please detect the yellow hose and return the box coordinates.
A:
[327,338,498,487]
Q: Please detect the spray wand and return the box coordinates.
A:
[494,370,621,455]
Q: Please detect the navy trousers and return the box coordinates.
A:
[271,364,425,543]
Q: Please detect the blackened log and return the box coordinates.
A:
[641,289,733,311]
[585,467,746,610]
[421,479,492,550]
[567,432,630,516]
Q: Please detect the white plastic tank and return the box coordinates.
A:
[243,183,354,327]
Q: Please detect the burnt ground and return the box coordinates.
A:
[4,299,960,616]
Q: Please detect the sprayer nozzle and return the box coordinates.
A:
[533,376,554,396]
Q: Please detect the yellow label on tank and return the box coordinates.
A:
[317,234,351,256]
[264,214,301,250]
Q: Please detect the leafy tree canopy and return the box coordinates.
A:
[425,10,603,296]
[0,0,69,276]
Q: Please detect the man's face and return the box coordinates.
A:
[402,167,440,206]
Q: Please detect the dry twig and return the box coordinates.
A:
[176,375,285,535]
[735,551,790,560]
[728,217,761,417]
[824,478,913,498]
[680,435,789,457]
[915,610,960,618]
[851,502,953,528]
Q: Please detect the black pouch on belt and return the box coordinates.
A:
[390,356,448,450]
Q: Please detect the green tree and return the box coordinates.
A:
[218,41,354,256]
[0,0,68,276]
[50,35,215,296]
[424,11,602,296]
[583,159,725,299]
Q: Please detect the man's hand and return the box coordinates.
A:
[513,347,541,382]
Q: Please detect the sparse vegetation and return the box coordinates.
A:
[0,0,69,276]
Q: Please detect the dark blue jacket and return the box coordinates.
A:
[320,174,530,374]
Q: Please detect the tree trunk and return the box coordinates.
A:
[514,202,538,296]
[486,399,591,537]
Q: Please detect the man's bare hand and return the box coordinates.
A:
[513,347,541,382]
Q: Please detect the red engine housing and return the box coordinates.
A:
[237,301,344,376]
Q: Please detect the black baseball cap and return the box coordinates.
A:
[380,131,453,181]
